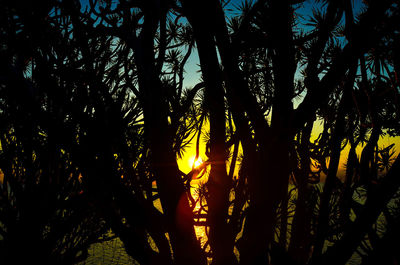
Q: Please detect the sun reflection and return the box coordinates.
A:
[190,185,209,255]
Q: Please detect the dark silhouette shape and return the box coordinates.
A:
[1,1,400,265]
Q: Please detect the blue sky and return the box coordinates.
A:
[75,0,400,173]
[77,0,368,90]
[183,0,368,88]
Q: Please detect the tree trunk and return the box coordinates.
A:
[310,58,357,264]
[321,153,400,265]
[289,118,315,264]
[181,1,238,264]
[132,4,205,265]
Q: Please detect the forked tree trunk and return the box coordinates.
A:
[310,59,357,264]
[181,1,238,264]
[321,154,400,265]
[131,3,205,265]
[289,118,314,264]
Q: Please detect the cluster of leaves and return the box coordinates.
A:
[1,1,400,265]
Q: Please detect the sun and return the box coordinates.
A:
[189,156,203,169]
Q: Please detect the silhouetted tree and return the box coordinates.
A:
[1,1,400,265]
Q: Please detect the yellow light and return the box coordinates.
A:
[194,157,203,168]
[189,156,203,169]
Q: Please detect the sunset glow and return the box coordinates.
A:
[189,156,203,169]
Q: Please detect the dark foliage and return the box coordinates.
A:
[1,0,400,265]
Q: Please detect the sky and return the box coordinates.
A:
[76,0,400,177]
[178,0,375,176]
